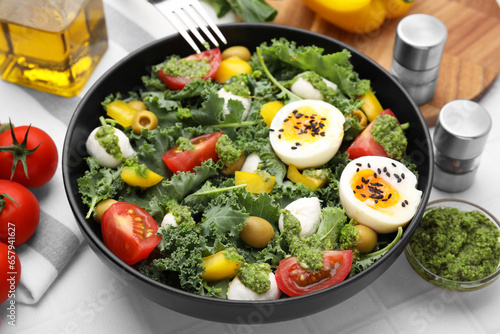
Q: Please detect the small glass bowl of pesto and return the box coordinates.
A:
[405,199,500,292]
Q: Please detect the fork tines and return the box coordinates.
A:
[148,0,227,54]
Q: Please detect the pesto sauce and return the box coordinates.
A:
[163,57,210,79]
[175,137,195,151]
[215,134,242,165]
[371,114,407,160]
[254,169,272,182]
[282,210,324,272]
[95,126,122,160]
[303,168,330,180]
[299,71,337,101]
[224,77,251,98]
[224,247,244,264]
[238,263,271,294]
[411,207,500,281]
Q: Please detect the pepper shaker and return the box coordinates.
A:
[391,14,447,105]
[433,99,492,193]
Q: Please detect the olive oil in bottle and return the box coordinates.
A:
[0,0,108,97]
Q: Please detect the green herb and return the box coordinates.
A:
[371,114,408,160]
[203,0,277,22]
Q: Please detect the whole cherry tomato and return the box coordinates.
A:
[0,124,58,188]
[0,180,40,247]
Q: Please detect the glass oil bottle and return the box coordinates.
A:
[0,0,108,97]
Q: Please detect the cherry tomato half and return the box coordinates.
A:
[0,242,21,304]
[275,250,353,297]
[158,48,222,91]
[345,109,397,160]
[0,180,40,247]
[0,125,58,188]
[162,132,223,174]
[101,202,161,265]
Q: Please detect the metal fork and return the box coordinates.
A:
[147,0,227,54]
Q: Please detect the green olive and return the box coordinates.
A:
[221,152,246,176]
[240,216,275,248]
[221,46,252,62]
[94,199,117,223]
[128,100,147,111]
[354,224,378,253]
[131,110,159,134]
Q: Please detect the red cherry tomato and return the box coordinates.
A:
[101,202,161,265]
[346,109,397,160]
[275,250,352,297]
[0,125,58,188]
[0,242,21,305]
[158,48,222,90]
[162,132,223,174]
[0,180,40,247]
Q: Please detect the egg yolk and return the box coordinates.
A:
[280,105,328,145]
[350,169,401,209]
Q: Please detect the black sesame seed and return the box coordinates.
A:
[279,129,284,132]
[283,119,289,122]
[278,134,281,139]
[356,185,363,189]
[291,146,297,150]
[375,200,378,204]
[368,163,371,168]
[377,168,382,174]
[373,172,377,178]
[386,172,391,177]
[405,200,409,205]
[388,193,392,199]
[402,202,406,208]
[361,194,366,198]
[356,168,360,172]
[392,163,396,167]
[269,128,275,132]
[383,167,387,173]
[401,173,405,179]
[356,163,362,167]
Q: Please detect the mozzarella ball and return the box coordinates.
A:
[161,213,178,228]
[227,273,280,301]
[240,152,262,173]
[217,87,252,121]
[86,126,135,168]
[269,99,344,169]
[279,197,321,237]
[290,72,337,100]
[339,156,422,233]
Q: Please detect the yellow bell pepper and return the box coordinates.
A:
[235,171,276,194]
[260,101,284,127]
[352,110,368,127]
[107,100,139,128]
[120,166,163,189]
[200,249,241,282]
[215,58,252,83]
[287,164,328,191]
[359,89,384,122]
[300,0,414,33]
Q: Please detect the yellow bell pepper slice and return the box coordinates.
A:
[107,100,139,128]
[215,58,252,83]
[300,0,414,33]
[352,110,368,127]
[260,101,284,127]
[235,171,276,194]
[200,249,241,282]
[359,90,384,122]
[120,166,163,189]
[287,164,327,191]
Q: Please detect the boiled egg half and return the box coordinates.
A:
[339,156,422,233]
[269,99,344,169]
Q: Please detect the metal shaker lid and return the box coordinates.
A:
[394,14,448,71]
[434,99,492,160]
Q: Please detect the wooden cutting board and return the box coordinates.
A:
[265,0,500,126]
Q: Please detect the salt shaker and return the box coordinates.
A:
[433,99,492,192]
[391,14,447,105]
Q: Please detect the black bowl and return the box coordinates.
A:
[63,23,433,324]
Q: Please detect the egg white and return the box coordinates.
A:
[278,197,321,237]
[86,126,135,168]
[339,156,422,233]
[269,99,344,169]
[227,273,280,301]
[217,87,252,121]
[290,72,338,100]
